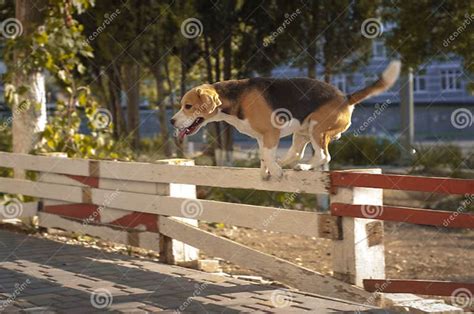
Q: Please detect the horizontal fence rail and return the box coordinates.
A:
[0,176,339,239]
[364,279,474,297]
[331,203,474,229]
[331,171,474,195]
[0,152,330,194]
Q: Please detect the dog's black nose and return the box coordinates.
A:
[170,118,176,126]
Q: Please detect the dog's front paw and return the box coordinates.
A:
[294,163,314,171]
[268,165,283,179]
[260,167,271,180]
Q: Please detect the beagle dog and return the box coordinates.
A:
[171,60,401,179]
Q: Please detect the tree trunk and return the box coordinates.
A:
[163,60,176,113]
[107,65,127,139]
[175,50,188,157]
[212,45,223,162]
[123,63,140,149]
[324,66,332,83]
[12,0,48,178]
[203,34,214,83]
[180,55,188,98]
[307,42,317,79]
[222,34,234,165]
[153,63,172,157]
[202,34,218,164]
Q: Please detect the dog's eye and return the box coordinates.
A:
[184,104,193,110]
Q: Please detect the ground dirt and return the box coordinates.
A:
[200,222,474,283]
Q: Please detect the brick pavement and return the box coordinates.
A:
[0,230,382,313]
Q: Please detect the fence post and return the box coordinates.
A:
[331,168,385,287]
[156,159,199,264]
[36,152,69,228]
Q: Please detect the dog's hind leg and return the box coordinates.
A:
[279,133,309,168]
[295,121,331,171]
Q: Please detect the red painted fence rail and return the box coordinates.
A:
[364,279,474,297]
[331,203,474,229]
[331,171,474,195]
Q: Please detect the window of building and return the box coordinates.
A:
[413,70,427,93]
[332,75,346,93]
[373,41,386,59]
[440,69,462,91]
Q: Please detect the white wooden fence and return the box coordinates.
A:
[0,152,466,311]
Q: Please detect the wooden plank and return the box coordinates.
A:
[42,204,160,232]
[331,203,474,229]
[364,279,474,297]
[66,175,99,188]
[0,177,84,203]
[331,171,474,195]
[0,176,338,238]
[0,201,38,219]
[38,212,160,251]
[92,189,340,239]
[330,169,385,288]
[0,152,330,193]
[158,216,371,302]
[0,152,90,176]
[39,173,338,237]
[39,173,90,187]
[40,172,160,194]
[99,159,330,194]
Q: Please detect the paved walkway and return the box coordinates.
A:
[0,230,379,313]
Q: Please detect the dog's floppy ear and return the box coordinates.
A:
[196,85,222,114]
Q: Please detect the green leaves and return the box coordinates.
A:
[2,0,131,160]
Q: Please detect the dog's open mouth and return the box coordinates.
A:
[178,117,205,141]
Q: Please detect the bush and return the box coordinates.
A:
[410,144,466,177]
[329,135,401,167]
[138,136,169,161]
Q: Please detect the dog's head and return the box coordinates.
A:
[171,84,222,141]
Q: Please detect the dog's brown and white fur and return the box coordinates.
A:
[171,61,401,179]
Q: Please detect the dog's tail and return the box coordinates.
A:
[347,60,401,106]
